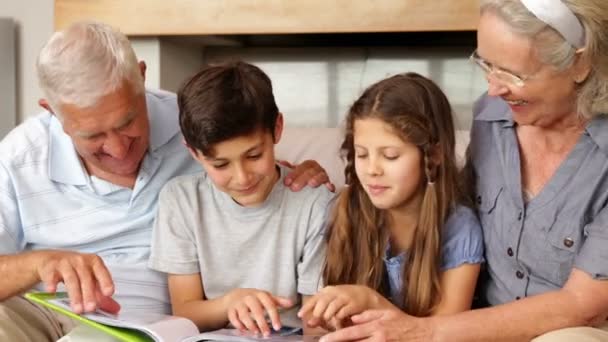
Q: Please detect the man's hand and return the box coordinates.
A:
[298,285,383,329]
[280,160,335,192]
[36,250,118,314]
[224,288,294,337]
[319,309,433,342]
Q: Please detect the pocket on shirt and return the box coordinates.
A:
[475,185,503,246]
[544,218,582,285]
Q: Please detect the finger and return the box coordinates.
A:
[285,161,322,191]
[307,171,330,188]
[298,296,318,318]
[236,303,259,334]
[323,298,347,322]
[91,256,114,296]
[255,294,281,332]
[350,310,385,324]
[325,182,336,192]
[244,296,271,336]
[311,295,333,319]
[336,303,359,321]
[273,296,295,309]
[72,258,97,312]
[320,322,376,342]
[96,289,121,314]
[228,308,246,331]
[306,316,323,328]
[57,261,84,313]
[40,267,61,293]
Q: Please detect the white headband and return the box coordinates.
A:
[520,0,585,48]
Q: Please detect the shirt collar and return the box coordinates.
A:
[49,89,180,185]
[474,94,515,128]
[475,94,608,156]
[584,115,608,157]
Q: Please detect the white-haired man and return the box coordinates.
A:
[0,21,331,341]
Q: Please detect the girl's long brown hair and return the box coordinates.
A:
[324,73,461,316]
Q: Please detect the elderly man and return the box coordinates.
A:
[0,21,330,341]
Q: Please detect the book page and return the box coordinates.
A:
[48,297,199,341]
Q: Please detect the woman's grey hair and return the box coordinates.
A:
[480,0,608,119]
[36,21,144,114]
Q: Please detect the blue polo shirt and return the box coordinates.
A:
[0,89,201,314]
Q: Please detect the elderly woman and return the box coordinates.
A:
[320,0,608,341]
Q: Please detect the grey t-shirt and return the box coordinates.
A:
[149,165,333,327]
[469,94,608,306]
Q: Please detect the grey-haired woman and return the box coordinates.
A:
[320,0,608,341]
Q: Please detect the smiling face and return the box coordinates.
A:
[58,82,150,185]
[477,11,582,128]
[190,119,283,207]
[353,117,425,213]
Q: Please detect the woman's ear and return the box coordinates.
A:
[572,49,591,84]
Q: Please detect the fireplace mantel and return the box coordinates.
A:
[55,0,479,35]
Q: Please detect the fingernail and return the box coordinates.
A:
[85,302,96,312]
[284,178,292,185]
[73,303,82,313]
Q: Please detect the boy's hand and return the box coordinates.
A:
[225,288,294,337]
[280,160,335,192]
[298,285,380,328]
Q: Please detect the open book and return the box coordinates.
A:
[25,292,319,342]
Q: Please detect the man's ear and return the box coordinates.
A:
[139,61,147,82]
[273,113,284,144]
[38,99,54,114]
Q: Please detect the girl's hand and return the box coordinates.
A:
[297,285,382,328]
[224,288,294,337]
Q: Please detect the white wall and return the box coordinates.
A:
[0,0,54,122]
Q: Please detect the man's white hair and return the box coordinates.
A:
[36,21,144,112]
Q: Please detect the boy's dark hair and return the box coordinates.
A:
[177,61,279,156]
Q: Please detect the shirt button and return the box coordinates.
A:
[476,195,482,205]
[516,296,521,300]
[563,238,574,248]
[507,247,514,257]
[517,211,523,220]
[516,270,524,279]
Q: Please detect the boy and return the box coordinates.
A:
[148,61,333,336]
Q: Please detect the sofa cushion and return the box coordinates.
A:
[276,127,470,189]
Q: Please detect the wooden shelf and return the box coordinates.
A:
[55,0,479,36]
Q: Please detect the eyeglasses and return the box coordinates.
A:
[469,50,530,88]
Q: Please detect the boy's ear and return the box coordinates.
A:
[273,113,284,144]
[183,139,201,160]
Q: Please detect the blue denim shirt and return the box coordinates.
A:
[384,205,484,306]
[470,94,608,306]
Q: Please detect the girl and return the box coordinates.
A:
[299,73,484,328]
